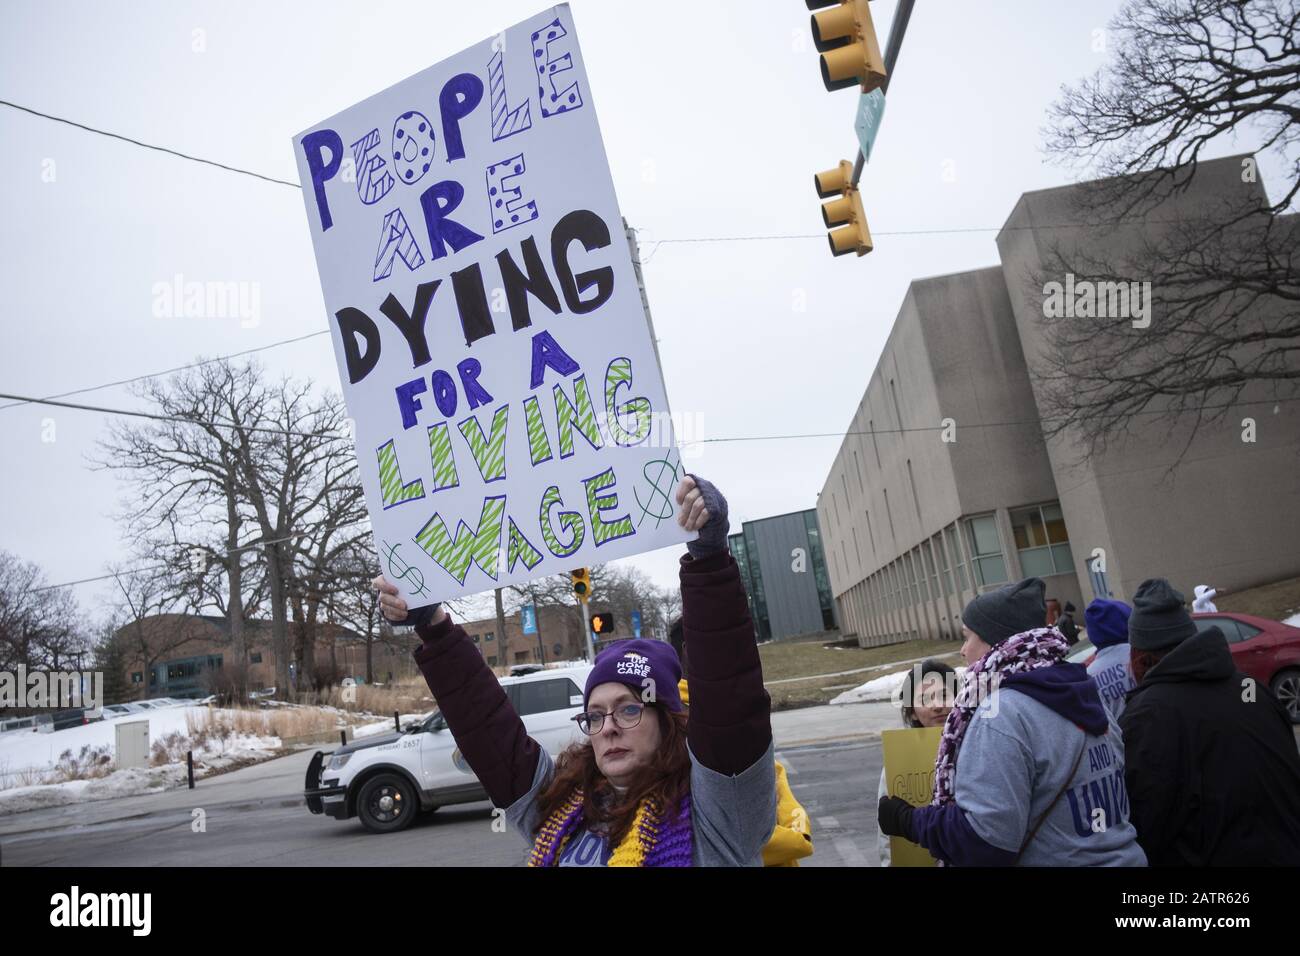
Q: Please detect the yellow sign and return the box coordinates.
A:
[881,726,942,867]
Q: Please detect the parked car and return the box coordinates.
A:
[1066,638,1096,666]
[1193,612,1300,723]
[50,708,93,731]
[305,664,593,833]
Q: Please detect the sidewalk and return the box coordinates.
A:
[771,700,897,748]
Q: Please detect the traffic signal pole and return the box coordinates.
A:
[579,594,596,662]
[850,0,914,186]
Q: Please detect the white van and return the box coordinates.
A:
[304,664,592,833]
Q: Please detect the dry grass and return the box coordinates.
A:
[758,637,962,683]
[305,674,434,716]
[1217,576,1300,622]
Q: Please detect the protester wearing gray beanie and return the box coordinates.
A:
[961,577,1047,646]
[1127,578,1198,651]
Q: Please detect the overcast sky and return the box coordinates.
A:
[1,0,1286,620]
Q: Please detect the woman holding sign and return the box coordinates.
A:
[373,475,776,866]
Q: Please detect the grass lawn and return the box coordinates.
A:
[1217,575,1300,622]
[759,637,962,711]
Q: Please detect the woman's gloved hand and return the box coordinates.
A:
[372,575,444,630]
[878,795,917,841]
[677,474,729,559]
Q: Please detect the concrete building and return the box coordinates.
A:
[730,509,839,642]
[113,615,388,698]
[820,156,1300,646]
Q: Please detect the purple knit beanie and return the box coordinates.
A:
[1084,598,1131,649]
[584,639,684,713]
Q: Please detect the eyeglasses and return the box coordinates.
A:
[572,702,646,735]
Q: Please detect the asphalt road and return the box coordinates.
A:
[0,704,889,867]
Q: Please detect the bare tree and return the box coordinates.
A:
[97,359,367,699]
[1037,0,1299,456]
[0,551,85,680]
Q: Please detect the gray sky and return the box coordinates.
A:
[1,0,1284,618]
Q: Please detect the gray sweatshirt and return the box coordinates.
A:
[1087,643,1136,722]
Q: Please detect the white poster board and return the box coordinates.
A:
[293,4,691,604]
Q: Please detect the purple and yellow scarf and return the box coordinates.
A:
[528,788,694,867]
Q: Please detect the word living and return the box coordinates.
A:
[50,886,151,936]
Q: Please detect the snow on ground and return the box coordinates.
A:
[829,670,910,705]
[0,705,281,815]
[830,665,970,706]
[1283,612,1300,628]
[353,713,430,738]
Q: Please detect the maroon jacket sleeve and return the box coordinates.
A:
[412,616,542,808]
[681,550,772,775]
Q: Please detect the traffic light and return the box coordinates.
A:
[807,0,886,93]
[570,567,591,600]
[590,612,614,636]
[815,160,872,256]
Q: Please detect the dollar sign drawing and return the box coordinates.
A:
[381,540,430,597]
[635,453,682,528]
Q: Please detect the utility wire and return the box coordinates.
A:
[0,329,331,411]
[0,99,301,188]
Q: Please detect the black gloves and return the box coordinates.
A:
[878,795,916,841]
[397,602,441,630]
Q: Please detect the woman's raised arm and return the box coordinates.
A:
[373,578,542,808]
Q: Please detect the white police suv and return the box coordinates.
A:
[305,663,593,833]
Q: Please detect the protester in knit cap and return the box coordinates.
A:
[1120,578,1300,865]
[375,474,776,867]
[878,577,1145,866]
[1085,599,1136,721]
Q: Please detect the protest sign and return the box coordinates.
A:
[881,725,942,867]
[293,4,692,604]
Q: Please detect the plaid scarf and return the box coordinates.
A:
[528,787,694,867]
[932,627,1069,807]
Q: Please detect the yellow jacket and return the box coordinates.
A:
[678,678,813,866]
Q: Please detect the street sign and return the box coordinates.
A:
[854,88,886,162]
[631,608,642,638]
[521,604,537,635]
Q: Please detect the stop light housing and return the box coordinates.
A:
[590,612,614,635]
[570,568,591,599]
[815,160,872,256]
[807,0,886,93]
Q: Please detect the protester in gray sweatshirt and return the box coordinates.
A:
[1084,599,1136,722]
[878,578,1147,866]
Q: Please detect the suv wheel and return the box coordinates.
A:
[356,773,417,833]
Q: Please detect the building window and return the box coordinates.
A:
[471,634,480,643]
[964,514,1009,588]
[487,656,498,666]
[1010,503,1074,577]
[945,524,968,592]
[803,512,838,631]
[514,651,529,663]
[249,652,263,664]
[485,632,495,642]
[131,672,143,684]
